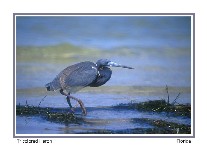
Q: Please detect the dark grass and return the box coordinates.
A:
[16,105,82,125]
[114,100,191,117]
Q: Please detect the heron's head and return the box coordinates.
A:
[96,59,134,69]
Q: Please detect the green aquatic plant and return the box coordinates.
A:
[132,100,191,117]
[112,86,191,117]
[16,105,79,124]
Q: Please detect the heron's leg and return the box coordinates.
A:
[60,90,73,112]
[66,93,75,113]
[66,92,73,109]
[60,89,87,115]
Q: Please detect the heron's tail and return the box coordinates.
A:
[45,82,55,91]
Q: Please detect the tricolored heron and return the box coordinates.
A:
[45,59,134,115]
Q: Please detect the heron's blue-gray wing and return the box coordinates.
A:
[59,62,98,93]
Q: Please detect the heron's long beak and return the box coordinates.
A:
[107,61,134,69]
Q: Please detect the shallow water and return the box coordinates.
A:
[16,106,190,134]
[16,87,191,134]
[15,16,191,134]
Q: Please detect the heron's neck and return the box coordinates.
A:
[95,63,101,69]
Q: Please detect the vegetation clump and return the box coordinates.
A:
[16,105,79,124]
[134,100,191,117]
[115,85,191,117]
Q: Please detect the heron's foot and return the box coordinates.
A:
[60,90,87,115]
[67,95,87,115]
[69,108,75,114]
[68,106,86,116]
[76,100,87,115]
[70,107,75,113]
[67,100,87,115]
